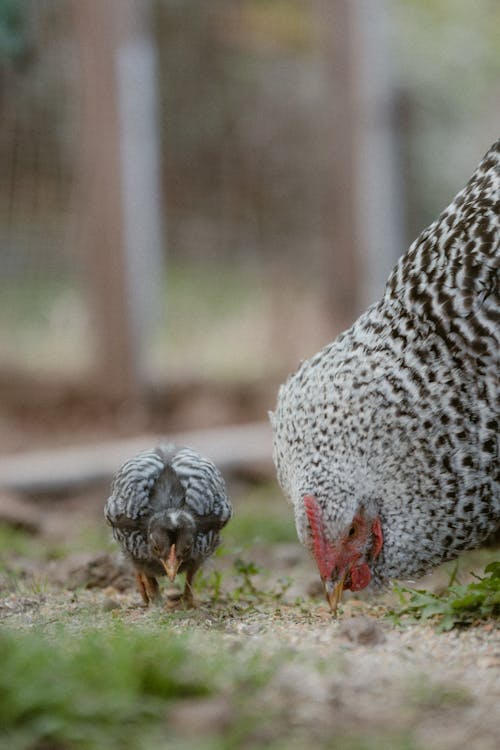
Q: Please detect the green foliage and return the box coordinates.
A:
[231,557,292,606]
[196,568,225,602]
[195,555,292,609]
[390,562,500,631]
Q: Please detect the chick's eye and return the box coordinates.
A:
[348,525,356,538]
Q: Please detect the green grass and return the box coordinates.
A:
[0,260,274,379]
[0,522,114,565]
[0,625,272,750]
[0,525,36,559]
[193,555,293,611]
[224,510,296,548]
[223,484,297,548]
[0,622,422,750]
[153,261,276,380]
[166,262,259,321]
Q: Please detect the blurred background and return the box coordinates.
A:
[0,0,499,459]
[1,7,498,748]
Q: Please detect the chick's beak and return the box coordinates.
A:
[324,570,347,615]
[161,544,180,582]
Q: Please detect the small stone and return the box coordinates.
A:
[102,597,121,612]
[306,578,325,598]
[339,615,386,645]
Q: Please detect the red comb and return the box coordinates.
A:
[303,494,335,580]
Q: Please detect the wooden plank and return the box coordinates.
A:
[0,423,274,494]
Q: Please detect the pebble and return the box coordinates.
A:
[339,615,386,646]
[306,578,324,598]
[102,597,121,612]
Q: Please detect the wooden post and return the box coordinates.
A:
[73,0,164,404]
[319,0,402,325]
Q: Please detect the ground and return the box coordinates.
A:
[1,481,498,750]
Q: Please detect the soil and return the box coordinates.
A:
[1,489,499,750]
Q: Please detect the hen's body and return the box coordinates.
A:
[105,444,231,604]
[272,140,499,590]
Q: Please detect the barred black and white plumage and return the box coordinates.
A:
[271,139,500,612]
[104,444,231,606]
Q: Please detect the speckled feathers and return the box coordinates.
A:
[105,444,232,576]
[271,140,500,587]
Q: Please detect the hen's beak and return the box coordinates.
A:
[161,544,180,582]
[325,570,347,615]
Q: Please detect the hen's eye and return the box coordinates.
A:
[348,525,356,538]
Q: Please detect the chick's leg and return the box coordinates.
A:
[182,568,197,608]
[144,575,160,604]
[136,572,149,605]
[135,572,160,606]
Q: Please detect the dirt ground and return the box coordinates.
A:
[1,482,499,750]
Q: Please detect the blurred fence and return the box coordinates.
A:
[0,0,499,402]
[0,0,84,374]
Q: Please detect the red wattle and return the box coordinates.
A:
[349,563,371,591]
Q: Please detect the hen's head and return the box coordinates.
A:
[303,494,383,613]
[148,510,196,581]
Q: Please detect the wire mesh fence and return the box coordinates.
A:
[0,0,87,375]
[0,0,498,394]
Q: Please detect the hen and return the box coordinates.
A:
[105,444,232,607]
[271,140,500,612]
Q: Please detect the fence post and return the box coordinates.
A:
[73,0,165,405]
[320,0,401,326]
